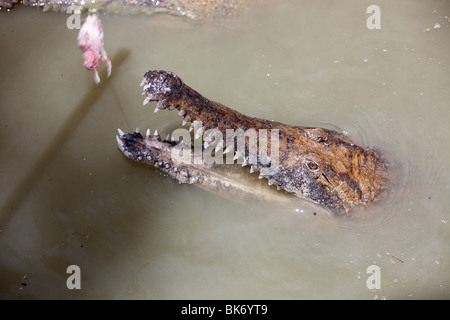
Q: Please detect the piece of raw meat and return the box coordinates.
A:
[77,14,111,84]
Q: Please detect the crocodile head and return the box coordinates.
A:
[117,70,389,214]
[271,126,389,212]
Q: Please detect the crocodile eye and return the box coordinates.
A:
[307,160,319,171]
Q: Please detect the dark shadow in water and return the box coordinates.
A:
[0,48,131,227]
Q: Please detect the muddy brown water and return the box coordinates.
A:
[0,0,449,299]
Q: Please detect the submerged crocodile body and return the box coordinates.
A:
[116,71,390,214]
[0,0,245,22]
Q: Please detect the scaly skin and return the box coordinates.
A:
[116,71,390,214]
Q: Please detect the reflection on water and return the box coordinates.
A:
[0,0,450,299]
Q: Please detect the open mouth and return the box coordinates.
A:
[116,71,280,187]
[116,70,390,214]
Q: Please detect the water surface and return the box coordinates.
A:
[0,0,449,299]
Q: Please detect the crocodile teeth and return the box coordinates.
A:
[153,130,161,141]
[140,78,147,87]
[118,128,125,136]
[164,134,170,142]
[233,151,244,161]
[203,132,212,143]
[178,109,186,116]
[249,166,254,173]
[146,129,151,137]
[223,146,233,154]
[116,135,122,145]
[135,127,139,134]
[143,97,151,105]
[182,119,188,126]
[154,106,160,113]
[195,127,203,140]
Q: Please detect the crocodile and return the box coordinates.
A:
[116,70,390,214]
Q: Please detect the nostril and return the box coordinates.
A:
[321,173,331,184]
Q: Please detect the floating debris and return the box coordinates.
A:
[19,274,29,291]
[73,232,89,239]
[391,254,404,263]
